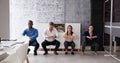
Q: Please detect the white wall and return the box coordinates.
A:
[0,0,88,43]
[10,0,64,24]
[0,0,9,39]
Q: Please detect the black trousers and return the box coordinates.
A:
[82,42,99,52]
[41,40,60,52]
[64,41,75,50]
[29,39,40,52]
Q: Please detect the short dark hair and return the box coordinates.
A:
[29,20,33,23]
[28,20,33,25]
[89,24,94,27]
[49,22,54,26]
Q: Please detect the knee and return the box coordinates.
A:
[41,42,45,46]
[71,43,75,48]
[37,43,40,47]
[95,43,99,47]
[64,42,68,47]
[72,42,75,45]
[64,42,68,46]
[56,41,60,46]
[82,42,86,46]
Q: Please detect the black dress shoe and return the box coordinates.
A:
[54,52,58,55]
[71,52,74,55]
[65,52,68,55]
[43,52,48,55]
[27,49,30,54]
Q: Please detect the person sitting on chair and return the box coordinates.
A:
[22,20,40,55]
[82,25,99,55]
[41,22,60,55]
[64,25,76,55]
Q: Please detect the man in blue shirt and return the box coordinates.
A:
[82,25,99,55]
[23,20,40,55]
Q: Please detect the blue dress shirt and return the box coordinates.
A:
[23,28,38,43]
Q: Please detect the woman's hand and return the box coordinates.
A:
[87,36,92,40]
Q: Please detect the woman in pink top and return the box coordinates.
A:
[64,25,76,55]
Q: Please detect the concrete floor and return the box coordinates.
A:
[27,51,120,63]
[114,51,120,60]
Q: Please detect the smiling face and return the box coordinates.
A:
[67,25,73,35]
[67,25,72,32]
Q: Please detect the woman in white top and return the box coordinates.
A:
[64,25,76,55]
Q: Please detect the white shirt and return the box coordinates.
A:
[44,27,58,42]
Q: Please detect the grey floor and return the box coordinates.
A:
[114,51,120,60]
[28,51,120,63]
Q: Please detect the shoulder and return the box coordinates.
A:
[72,33,76,36]
[93,31,99,35]
[64,32,67,35]
[94,31,98,33]
[24,28,29,31]
[44,27,49,32]
[32,28,38,31]
[83,31,88,36]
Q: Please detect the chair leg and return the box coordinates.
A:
[26,57,29,63]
